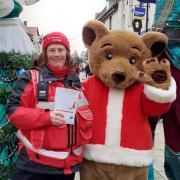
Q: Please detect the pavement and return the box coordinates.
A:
[153,122,168,180]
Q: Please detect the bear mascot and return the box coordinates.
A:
[80,20,176,180]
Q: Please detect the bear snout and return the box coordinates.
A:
[112,72,126,84]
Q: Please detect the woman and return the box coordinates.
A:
[5,32,93,180]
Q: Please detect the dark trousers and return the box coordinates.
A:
[164,145,180,180]
[12,169,75,180]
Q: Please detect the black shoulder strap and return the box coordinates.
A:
[38,71,48,102]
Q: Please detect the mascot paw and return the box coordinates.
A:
[136,58,171,90]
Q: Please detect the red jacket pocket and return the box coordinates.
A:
[76,106,93,145]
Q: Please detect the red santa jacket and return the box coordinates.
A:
[82,75,176,167]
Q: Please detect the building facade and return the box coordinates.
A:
[95,0,156,34]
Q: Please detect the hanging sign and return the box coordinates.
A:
[137,0,156,3]
[134,7,146,19]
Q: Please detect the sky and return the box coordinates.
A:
[20,0,107,54]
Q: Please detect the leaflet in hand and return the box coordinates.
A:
[54,88,80,124]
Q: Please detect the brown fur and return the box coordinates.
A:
[81,160,148,180]
[83,20,171,90]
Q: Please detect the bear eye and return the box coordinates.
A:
[105,52,113,60]
[129,57,136,65]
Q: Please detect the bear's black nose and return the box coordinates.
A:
[112,73,125,84]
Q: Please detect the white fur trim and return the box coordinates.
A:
[144,77,176,103]
[106,89,124,147]
[83,144,153,167]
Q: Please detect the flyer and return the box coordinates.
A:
[54,88,80,124]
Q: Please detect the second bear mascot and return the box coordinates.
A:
[80,20,176,180]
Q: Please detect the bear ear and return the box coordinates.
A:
[142,31,168,57]
[82,20,108,49]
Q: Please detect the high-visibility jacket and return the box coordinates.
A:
[6,66,93,174]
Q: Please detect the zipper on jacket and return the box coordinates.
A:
[71,117,78,147]
[67,120,77,151]
[67,124,73,149]
[73,117,77,146]
[67,124,71,148]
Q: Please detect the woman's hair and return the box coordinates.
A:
[35,48,73,71]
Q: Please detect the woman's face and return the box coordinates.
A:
[47,44,67,67]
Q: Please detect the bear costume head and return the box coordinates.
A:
[82,20,169,89]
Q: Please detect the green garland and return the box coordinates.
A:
[0,51,37,179]
[0,164,16,180]
[0,123,18,146]
[0,52,37,103]
[0,87,13,104]
[0,51,36,70]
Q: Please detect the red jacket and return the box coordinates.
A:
[6,66,93,174]
[82,75,176,167]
